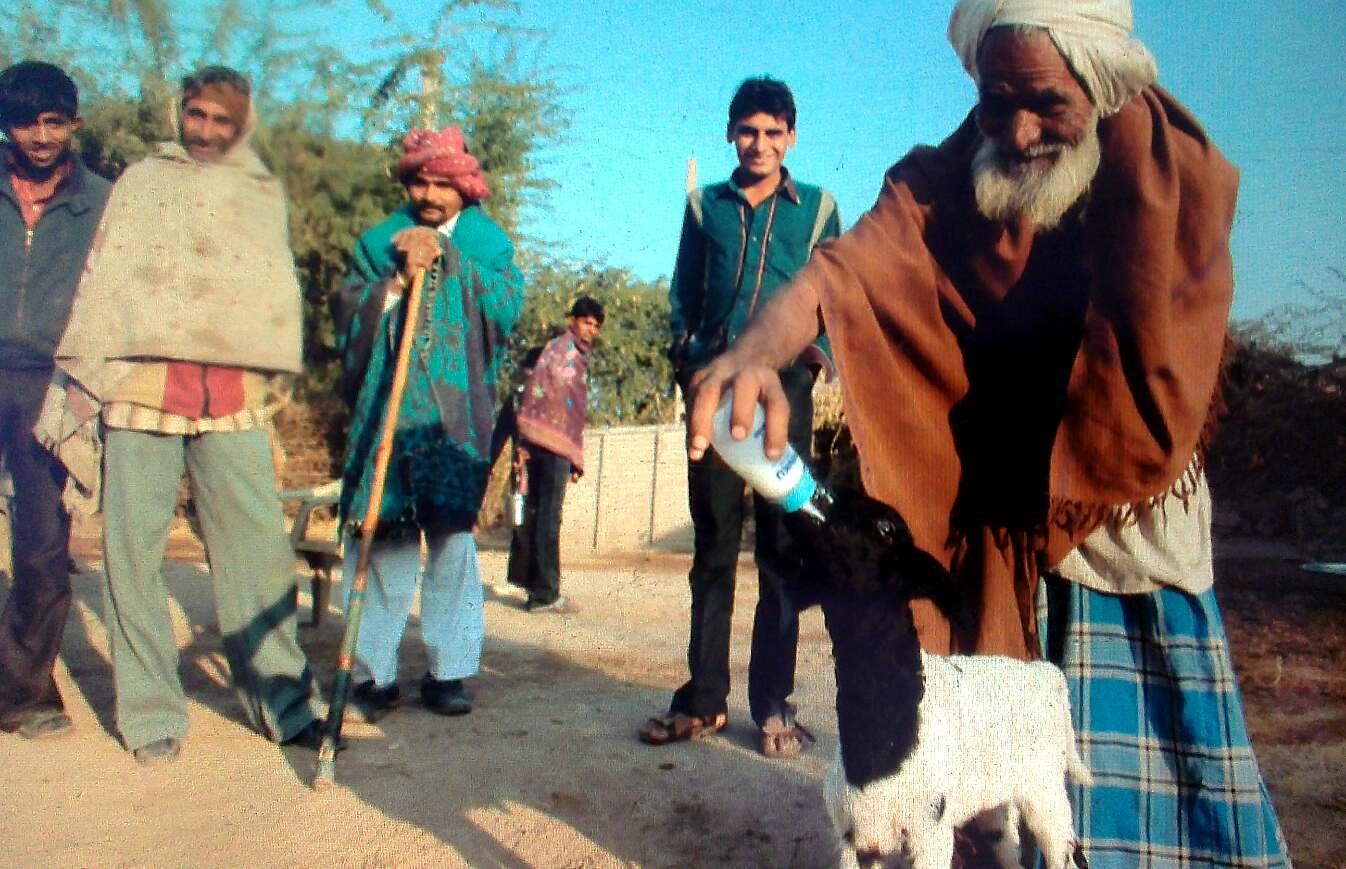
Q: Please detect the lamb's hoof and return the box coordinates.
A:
[16,711,73,740]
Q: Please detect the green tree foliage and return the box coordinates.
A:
[451,57,566,239]
[1,1,175,95]
[1,0,329,106]
[252,125,406,402]
[74,97,170,178]
[2,0,680,480]
[506,258,677,426]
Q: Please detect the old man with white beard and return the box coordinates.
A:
[686,0,1292,865]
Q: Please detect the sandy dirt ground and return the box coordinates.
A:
[1,523,1343,868]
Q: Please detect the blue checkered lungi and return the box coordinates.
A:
[1037,576,1292,868]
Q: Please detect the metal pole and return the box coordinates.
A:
[313,267,427,790]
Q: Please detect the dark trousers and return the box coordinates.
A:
[0,367,73,728]
[506,443,571,605]
[670,364,814,727]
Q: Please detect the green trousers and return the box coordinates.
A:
[102,428,316,752]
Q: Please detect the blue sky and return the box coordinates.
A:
[340,1,1345,322]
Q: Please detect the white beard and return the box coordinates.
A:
[971,117,1101,230]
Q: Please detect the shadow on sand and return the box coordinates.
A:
[31,554,839,868]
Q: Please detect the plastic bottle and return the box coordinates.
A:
[709,395,832,521]
[509,460,528,527]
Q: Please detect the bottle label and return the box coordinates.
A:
[776,468,817,514]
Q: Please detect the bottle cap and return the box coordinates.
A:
[776,469,818,514]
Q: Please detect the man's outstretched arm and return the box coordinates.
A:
[686,275,823,462]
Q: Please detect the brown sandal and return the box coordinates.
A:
[638,712,727,745]
[758,707,815,758]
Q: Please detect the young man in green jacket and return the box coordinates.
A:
[0,61,110,740]
[641,77,840,757]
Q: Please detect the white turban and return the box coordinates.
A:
[948,0,1158,117]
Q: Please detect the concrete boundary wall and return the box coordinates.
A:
[560,423,694,554]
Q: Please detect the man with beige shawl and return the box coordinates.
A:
[687,2,1291,866]
[41,66,322,766]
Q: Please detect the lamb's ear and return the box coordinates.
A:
[898,547,962,620]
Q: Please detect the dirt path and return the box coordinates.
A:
[2,527,1343,867]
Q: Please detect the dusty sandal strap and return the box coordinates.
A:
[638,713,726,745]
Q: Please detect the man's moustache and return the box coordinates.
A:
[994,143,1065,168]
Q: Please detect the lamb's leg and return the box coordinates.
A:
[910,831,955,869]
[830,814,861,869]
[818,764,850,866]
[835,842,862,869]
[1019,787,1083,869]
[823,764,858,869]
[974,804,1023,869]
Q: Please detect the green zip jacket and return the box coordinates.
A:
[668,168,839,375]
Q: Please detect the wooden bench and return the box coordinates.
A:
[280,481,342,626]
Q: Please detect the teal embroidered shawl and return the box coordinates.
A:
[334,205,523,535]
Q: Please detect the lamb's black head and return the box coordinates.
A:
[799,491,914,593]
[787,487,960,619]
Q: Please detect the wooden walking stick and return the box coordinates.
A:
[313,266,427,790]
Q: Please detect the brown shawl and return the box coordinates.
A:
[808,86,1238,658]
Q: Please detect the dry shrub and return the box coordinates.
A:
[1207,339,1346,549]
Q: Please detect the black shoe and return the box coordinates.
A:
[525,595,574,614]
[347,680,400,724]
[13,709,73,740]
[20,711,73,740]
[133,737,182,767]
[281,719,346,752]
[420,675,472,716]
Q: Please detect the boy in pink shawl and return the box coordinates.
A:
[506,297,604,613]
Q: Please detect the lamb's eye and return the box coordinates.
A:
[874,519,895,541]
[843,827,855,844]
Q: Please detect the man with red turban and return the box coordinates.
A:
[332,126,523,722]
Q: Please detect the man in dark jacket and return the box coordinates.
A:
[640,78,839,757]
[0,61,111,739]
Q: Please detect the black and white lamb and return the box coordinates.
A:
[787,490,1092,869]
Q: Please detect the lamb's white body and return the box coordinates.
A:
[825,651,1091,869]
